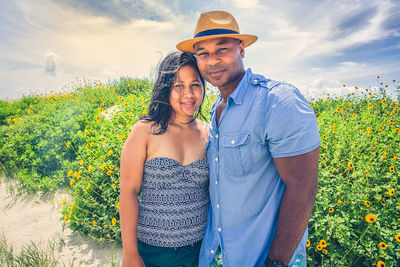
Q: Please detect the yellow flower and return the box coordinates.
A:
[354,86,358,89]
[63,216,67,223]
[337,199,342,204]
[142,110,148,116]
[101,163,106,171]
[90,142,94,147]
[382,151,387,160]
[352,113,356,119]
[86,183,91,190]
[322,249,328,255]
[116,202,120,209]
[364,201,370,207]
[107,150,112,156]
[68,211,72,218]
[322,134,327,139]
[88,165,93,171]
[377,195,382,201]
[379,242,387,250]
[348,162,353,169]
[316,244,322,251]
[395,128,400,133]
[112,217,117,226]
[395,234,400,242]
[66,141,71,148]
[112,183,116,189]
[364,170,369,175]
[389,166,394,172]
[120,134,126,141]
[70,178,75,186]
[319,240,327,248]
[92,220,96,226]
[342,84,346,87]
[306,240,310,248]
[392,156,399,160]
[71,202,75,209]
[388,189,395,196]
[107,170,112,176]
[377,75,381,78]
[104,137,108,143]
[377,261,385,267]
[381,99,387,104]
[62,200,66,206]
[95,115,100,121]
[365,213,376,223]
[329,208,334,213]
[67,170,73,177]
[79,160,83,165]
[73,171,78,178]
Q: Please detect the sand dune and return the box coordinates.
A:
[0,179,122,266]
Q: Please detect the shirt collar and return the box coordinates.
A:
[227,68,253,105]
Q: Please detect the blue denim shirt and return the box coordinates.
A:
[199,69,320,267]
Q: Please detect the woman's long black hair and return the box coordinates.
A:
[142,51,205,134]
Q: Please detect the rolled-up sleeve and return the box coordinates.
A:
[265,83,320,158]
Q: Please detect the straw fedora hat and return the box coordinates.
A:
[176,10,258,54]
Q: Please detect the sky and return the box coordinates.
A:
[0,0,399,100]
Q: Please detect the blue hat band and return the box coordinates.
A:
[194,28,239,38]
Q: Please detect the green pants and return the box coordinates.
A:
[137,239,202,267]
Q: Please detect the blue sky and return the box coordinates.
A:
[0,0,399,100]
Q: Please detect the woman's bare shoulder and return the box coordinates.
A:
[194,119,209,140]
[126,120,152,143]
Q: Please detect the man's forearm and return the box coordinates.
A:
[267,183,317,264]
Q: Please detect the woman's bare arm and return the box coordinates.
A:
[120,121,149,267]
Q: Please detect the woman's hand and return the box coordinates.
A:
[122,252,145,267]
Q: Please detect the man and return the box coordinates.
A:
[177,11,320,267]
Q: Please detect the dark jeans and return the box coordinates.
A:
[137,239,202,267]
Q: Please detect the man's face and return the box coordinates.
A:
[194,37,245,90]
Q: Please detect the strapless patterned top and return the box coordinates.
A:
[137,157,210,247]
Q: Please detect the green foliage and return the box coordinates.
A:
[0,76,398,265]
[308,86,399,266]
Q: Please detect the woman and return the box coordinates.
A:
[120,51,209,267]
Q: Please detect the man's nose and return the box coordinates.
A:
[207,53,220,66]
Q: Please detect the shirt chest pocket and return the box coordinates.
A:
[221,132,253,176]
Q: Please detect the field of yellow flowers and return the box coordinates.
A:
[0,77,399,266]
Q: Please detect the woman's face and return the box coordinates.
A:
[169,65,204,122]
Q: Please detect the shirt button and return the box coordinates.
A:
[217,204,220,208]
[231,139,235,144]
[215,157,218,162]
[211,250,215,254]
[218,227,222,232]
[215,134,218,138]
[215,180,218,185]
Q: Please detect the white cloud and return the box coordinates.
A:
[233,0,259,9]
[1,0,399,100]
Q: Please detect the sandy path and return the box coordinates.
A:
[0,179,122,266]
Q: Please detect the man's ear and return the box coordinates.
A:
[239,41,245,58]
